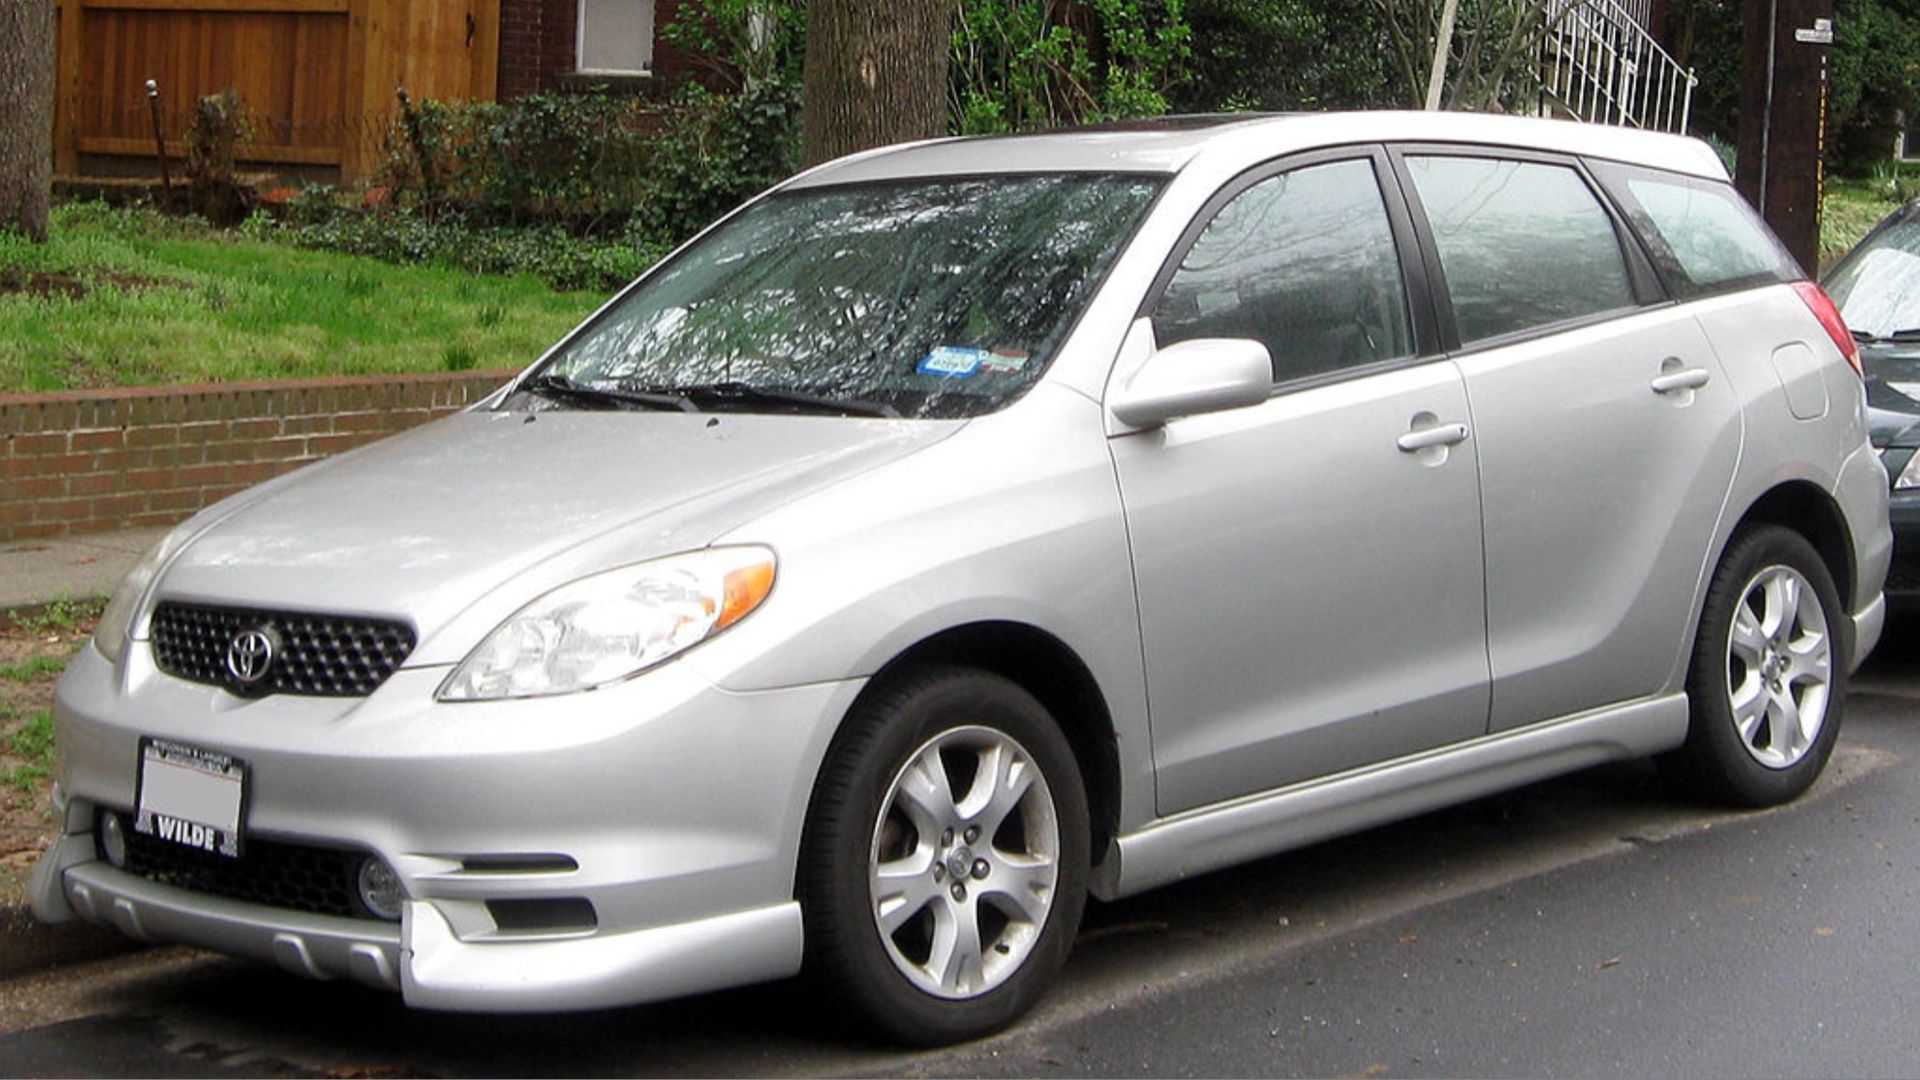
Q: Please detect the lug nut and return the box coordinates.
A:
[933,863,946,881]
[951,883,967,901]
[964,826,981,844]
[941,828,954,847]
[972,858,989,880]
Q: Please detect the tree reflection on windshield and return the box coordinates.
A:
[531,174,1164,418]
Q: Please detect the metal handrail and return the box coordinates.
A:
[1540,0,1696,134]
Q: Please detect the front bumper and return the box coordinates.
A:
[40,854,801,1010]
[31,642,859,1011]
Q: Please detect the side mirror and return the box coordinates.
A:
[1108,337,1273,428]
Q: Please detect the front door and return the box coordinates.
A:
[1111,153,1492,815]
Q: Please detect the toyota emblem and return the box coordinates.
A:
[226,626,280,685]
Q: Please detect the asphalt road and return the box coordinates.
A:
[5,621,1920,1078]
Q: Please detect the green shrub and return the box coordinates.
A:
[627,78,801,249]
[261,211,670,293]
[380,93,664,234]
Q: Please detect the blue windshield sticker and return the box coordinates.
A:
[918,346,988,378]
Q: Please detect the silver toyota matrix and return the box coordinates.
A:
[32,112,1891,1044]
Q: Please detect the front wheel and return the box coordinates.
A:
[1673,525,1847,807]
[800,667,1090,1045]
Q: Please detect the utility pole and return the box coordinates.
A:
[1735,0,1834,275]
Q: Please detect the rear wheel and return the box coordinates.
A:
[1674,525,1846,806]
[800,667,1089,1045]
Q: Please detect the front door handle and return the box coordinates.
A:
[1650,367,1711,394]
[1396,422,1470,452]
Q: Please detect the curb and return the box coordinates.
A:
[0,901,143,983]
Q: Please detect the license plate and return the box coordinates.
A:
[134,737,247,858]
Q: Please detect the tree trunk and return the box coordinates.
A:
[801,0,949,167]
[0,0,55,242]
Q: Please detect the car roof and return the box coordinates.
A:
[784,111,1730,189]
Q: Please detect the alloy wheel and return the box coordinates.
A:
[1725,563,1832,770]
[867,725,1060,999]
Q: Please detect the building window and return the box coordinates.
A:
[577,0,655,75]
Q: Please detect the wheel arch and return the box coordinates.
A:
[1727,480,1857,616]
[806,620,1124,876]
[1697,479,1859,669]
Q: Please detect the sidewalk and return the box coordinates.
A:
[0,527,170,609]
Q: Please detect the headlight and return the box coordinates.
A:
[1896,449,1920,491]
[93,535,173,663]
[437,546,777,701]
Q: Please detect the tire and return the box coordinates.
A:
[1674,525,1847,807]
[800,666,1090,1046]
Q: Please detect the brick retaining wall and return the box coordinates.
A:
[0,371,517,543]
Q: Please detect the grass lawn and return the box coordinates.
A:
[1821,178,1904,273]
[0,204,607,393]
[0,598,101,897]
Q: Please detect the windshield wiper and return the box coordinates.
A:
[669,381,903,418]
[520,373,696,412]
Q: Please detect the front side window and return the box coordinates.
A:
[528,174,1164,417]
[1152,158,1413,383]
[1407,155,1636,345]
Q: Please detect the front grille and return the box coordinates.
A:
[149,601,415,698]
[117,827,376,921]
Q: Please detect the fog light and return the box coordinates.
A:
[99,811,128,869]
[357,857,405,921]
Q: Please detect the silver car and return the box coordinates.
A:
[31,112,1890,1044]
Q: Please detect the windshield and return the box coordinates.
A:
[516,174,1165,418]
[1828,211,1920,339]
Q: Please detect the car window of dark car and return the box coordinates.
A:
[1151,157,1413,383]
[1406,155,1636,345]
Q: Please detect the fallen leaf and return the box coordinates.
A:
[1595,956,1623,971]
[1815,927,1836,937]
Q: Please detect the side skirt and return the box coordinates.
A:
[1092,694,1688,900]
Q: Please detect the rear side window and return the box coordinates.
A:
[1405,155,1637,345]
[1591,162,1798,297]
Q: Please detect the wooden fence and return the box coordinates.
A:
[53,0,499,181]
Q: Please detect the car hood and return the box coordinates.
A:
[1865,343,1920,448]
[149,409,961,650]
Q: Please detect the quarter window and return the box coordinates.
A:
[1592,163,1798,298]
[1152,158,1413,384]
[1407,156,1636,345]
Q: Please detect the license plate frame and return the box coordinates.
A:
[133,737,248,858]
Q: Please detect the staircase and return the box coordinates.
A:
[1540,0,1697,135]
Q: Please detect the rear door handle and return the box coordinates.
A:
[1396,422,1470,452]
[1651,367,1711,394]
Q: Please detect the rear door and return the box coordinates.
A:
[1394,149,1743,732]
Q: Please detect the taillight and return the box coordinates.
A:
[1792,280,1863,378]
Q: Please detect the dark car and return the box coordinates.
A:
[1826,200,1920,600]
